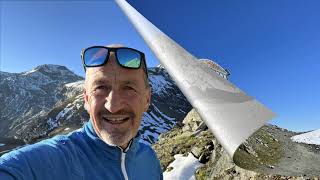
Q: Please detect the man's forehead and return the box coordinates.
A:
[91,77,139,86]
[86,63,143,76]
[86,67,143,83]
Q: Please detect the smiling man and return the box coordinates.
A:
[0,44,163,180]
[84,44,150,150]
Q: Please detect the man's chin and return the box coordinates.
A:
[99,130,132,148]
[92,117,138,148]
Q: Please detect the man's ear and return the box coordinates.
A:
[144,88,151,112]
[83,89,90,112]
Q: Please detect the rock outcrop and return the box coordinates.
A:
[153,109,320,180]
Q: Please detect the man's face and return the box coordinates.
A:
[84,49,150,149]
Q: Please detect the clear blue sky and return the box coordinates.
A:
[0,0,159,76]
[1,0,319,132]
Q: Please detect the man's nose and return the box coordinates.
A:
[104,90,124,114]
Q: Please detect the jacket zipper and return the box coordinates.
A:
[119,140,133,180]
[121,151,129,180]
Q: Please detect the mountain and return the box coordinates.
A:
[0,64,192,152]
[0,64,83,138]
[153,109,320,179]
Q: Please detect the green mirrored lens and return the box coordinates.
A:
[116,49,141,68]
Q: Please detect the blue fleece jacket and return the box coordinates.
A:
[0,121,163,180]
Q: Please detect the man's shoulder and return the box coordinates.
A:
[32,129,83,149]
[1,128,84,161]
[0,129,86,179]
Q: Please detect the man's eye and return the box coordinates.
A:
[124,86,136,91]
[96,86,107,90]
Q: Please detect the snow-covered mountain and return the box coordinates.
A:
[140,67,192,144]
[0,64,83,138]
[0,64,192,148]
[291,129,320,145]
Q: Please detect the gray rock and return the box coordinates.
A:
[191,146,203,159]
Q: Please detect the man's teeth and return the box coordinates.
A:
[103,117,128,121]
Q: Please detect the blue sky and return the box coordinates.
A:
[1,0,319,132]
[0,0,159,75]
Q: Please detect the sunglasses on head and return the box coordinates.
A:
[81,46,148,78]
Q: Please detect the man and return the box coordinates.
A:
[0,44,163,180]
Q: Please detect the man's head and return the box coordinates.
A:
[83,44,151,149]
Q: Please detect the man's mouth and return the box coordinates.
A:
[102,115,130,124]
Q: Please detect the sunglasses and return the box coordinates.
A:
[81,46,148,77]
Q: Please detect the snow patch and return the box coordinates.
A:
[22,69,37,76]
[140,107,175,144]
[149,75,172,94]
[47,106,73,130]
[65,80,84,89]
[47,118,59,129]
[56,107,72,120]
[291,129,320,145]
[140,130,159,145]
[164,153,204,180]
[0,143,5,147]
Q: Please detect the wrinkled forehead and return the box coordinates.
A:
[85,63,145,85]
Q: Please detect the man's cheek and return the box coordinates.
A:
[91,99,102,115]
[87,96,97,115]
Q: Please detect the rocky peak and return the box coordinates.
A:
[0,65,83,138]
[21,64,82,83]
[34,64,69,72]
